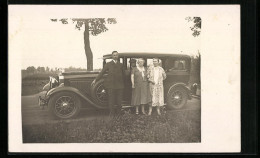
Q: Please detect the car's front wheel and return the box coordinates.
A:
[166,86,188,109]
[48,91,81,119]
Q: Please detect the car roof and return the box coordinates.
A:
[103,52,191,59]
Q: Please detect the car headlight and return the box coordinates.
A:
[58,75,64,84]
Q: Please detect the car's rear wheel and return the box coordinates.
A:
[48,91,81,119]
[91,79,108,108]
[166,86,188,109]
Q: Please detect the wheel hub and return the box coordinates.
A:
[171,91,183,105]
[62,102,68,107]
[174,95,180,99]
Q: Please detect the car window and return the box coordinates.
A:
[126,58,131,70]
[165,58,186,71]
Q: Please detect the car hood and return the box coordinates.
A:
[62,71,101,79]
[62,71,100,75]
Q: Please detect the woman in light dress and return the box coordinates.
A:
[147,58,167,115]
[131,58,151,114]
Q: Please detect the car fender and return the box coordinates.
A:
[167,83,192,99]
[46,86,105,109]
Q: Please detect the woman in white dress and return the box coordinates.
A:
[147,58,166,115]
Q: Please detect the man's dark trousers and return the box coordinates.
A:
[95,60,125,116]
[107,88,123,115]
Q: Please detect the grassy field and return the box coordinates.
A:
[22,79,49,96]
[23,109,201,143]
[22,73,52,96]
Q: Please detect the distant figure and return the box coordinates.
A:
[147,58,166,115]
[131,58,151,115]
[92,51,125,117]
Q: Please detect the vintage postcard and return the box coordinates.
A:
[8,5,240,152]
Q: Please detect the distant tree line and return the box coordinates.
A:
[22,66,88,79]
[23,66,87,74]
[24,66,57,74]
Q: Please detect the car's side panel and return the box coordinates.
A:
[69,78,94,96]
[165,72,190,85]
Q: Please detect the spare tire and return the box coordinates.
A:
[91,79,108,108]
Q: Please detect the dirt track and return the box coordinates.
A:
[22,92,201,125]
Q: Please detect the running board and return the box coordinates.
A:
[192,95,201,99]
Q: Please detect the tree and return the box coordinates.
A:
[40,67,45,73]
[46,66,50,72]
[36,66,45,73]
[26,66,36,74]
[185,17,201,37]
[51,18,117,71]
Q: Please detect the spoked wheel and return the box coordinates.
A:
[96,84,108,103]
[48,92,81,119]
[91,79,108,108]
[167,86,188,109]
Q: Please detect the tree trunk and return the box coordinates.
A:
[84,20,93,71]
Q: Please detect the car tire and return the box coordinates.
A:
[166,86,188,109]
[91,79,108,108]
[48,91,81,119]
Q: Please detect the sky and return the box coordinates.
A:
[9,5,202,69]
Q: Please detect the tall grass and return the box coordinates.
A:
[23,109,201,143]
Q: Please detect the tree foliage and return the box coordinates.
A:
[26,66,36,74]
[72,18,117,35]
[37,66,46,73]
[185,17,201,37]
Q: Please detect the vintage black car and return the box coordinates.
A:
[39,52,197,119]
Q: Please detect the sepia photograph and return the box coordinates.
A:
[9,5,240,153]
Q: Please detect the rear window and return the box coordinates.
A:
[165,58,187,71]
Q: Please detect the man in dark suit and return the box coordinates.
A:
[91,51,125,116]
